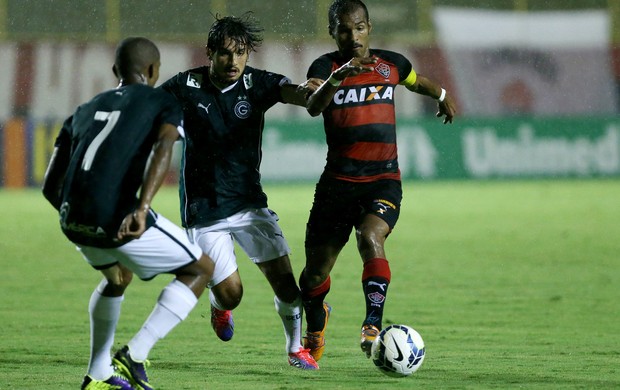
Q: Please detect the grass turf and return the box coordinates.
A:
[0,180,619,389]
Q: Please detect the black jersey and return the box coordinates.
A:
[55,84,183,248]
[160,66,289,226]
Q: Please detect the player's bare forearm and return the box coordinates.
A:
[137,124,178,212]
[307,57,376,116]
[306,80,334,116]
[406,75,442,98]
[407,75,456,124]
[281,83,314,107]
[117,124,178,240]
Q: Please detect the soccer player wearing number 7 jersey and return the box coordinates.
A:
[42,37,215,390]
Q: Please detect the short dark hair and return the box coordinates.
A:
[114,37,160,79]
[207,12,264,53]
[328,0,370,33]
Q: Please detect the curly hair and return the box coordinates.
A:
[207,12,264,53]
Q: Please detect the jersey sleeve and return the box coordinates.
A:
[394,53,416,87]
[251,68,290,109]
[306,55,333,80]
[157,92,185,138]
[377,50,417,87]
[55,115,74,148]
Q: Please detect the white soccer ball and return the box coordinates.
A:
[371,324,425,377]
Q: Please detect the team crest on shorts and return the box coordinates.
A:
[375,62,391,79]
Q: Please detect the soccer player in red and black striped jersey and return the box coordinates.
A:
[298,0,456,361]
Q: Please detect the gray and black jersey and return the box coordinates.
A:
[160,66,289,226]
[55,84,183,248]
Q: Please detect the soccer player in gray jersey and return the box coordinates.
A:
[160,14,320,369]
[42,37,215,390]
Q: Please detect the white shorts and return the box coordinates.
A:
[78,213,203,281]
[188,208,290,288]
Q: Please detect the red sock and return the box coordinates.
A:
[362,258,391,283]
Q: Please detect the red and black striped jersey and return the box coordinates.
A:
[307,49,417,182]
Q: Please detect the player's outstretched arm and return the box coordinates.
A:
[306,57,376,117]
[117,123,179,240]
[406,75,456,124]
[281,80,322,107]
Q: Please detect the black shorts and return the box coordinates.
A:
[305,177,402,247]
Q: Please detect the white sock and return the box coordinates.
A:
[274,295,303,353]
[87,280,123,380]
[127,280,198,361]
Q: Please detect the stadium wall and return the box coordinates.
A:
[264,117,620,180]
[3,116,619,188]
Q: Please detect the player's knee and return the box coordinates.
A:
[356,226,385,247]
[101,276,130,296]
[101,264,133,293]
[216,288,243,309]
[212,276,243,309]
[303,268,330,288]
[222,294,242,310]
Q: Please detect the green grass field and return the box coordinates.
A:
[1,180,619,389]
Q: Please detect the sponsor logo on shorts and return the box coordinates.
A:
[375,198,397,210]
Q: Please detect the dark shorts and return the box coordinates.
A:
[305,177,402,247]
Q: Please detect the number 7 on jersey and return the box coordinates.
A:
[81,110,121,171]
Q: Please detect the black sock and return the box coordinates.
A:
[362,276,389,329]
[300,273,331,332]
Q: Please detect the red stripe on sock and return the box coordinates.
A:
[307,276,331,299]
[362,258,391,282]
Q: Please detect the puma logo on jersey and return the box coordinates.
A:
[197,103,211,113]
[333,85,394,105]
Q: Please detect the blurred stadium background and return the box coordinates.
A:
[1,0,619,187]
